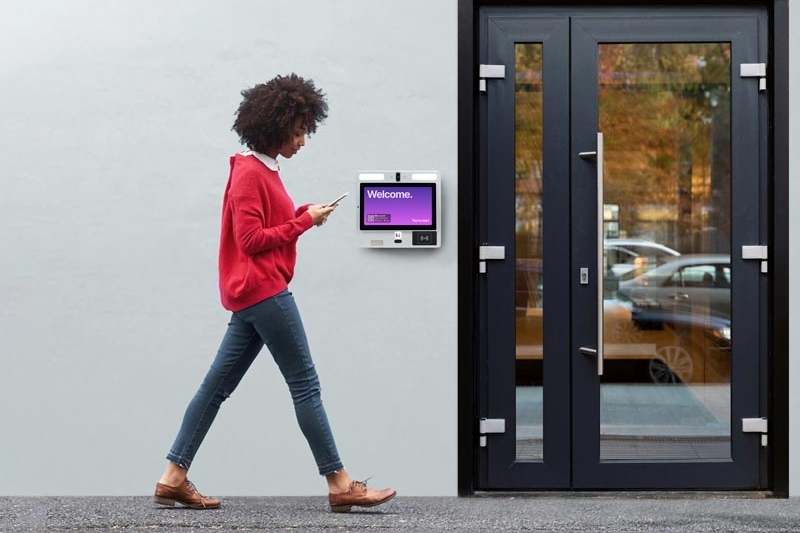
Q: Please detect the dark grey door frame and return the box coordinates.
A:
[457,0,790,496]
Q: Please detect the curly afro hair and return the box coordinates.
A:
[232,73,328,153]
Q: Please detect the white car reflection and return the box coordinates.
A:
[617,253,731,322]
[605,239,681,280]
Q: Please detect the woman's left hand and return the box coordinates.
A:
[308,204,337,226]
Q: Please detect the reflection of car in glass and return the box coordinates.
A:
[515,240,680,310]
[516,300,730,385]
[515,253,731,385]
[618,253,731,324]
[605,239,681,281]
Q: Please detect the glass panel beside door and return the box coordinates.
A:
[515,42,544,462]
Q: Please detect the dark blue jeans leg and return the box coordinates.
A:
[239,290,344,476]
[166,313,263,469]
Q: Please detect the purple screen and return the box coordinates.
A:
[361,185,434,227]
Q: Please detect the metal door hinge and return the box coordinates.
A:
[479,64,505,92]
[742,417,768,447]
[740,63,767,92]
[479,418,506,447]
[742,245,768,273]
[478,245,505,274]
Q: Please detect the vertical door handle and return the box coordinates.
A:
[595,132,604,376]
[578,132,604,376]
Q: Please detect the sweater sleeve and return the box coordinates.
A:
[231,194,314,256]
[228,168,315,256]
[295,203,312,217]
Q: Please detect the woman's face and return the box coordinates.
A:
[277,120,307,159]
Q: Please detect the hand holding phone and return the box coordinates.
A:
[308,194,346,226]
[325,192,348,208]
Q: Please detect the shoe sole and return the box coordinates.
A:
[330,490,397,513]
[153,495,220,510]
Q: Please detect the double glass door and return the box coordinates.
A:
[478,6,768,489]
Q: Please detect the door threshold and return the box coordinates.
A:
[472,490,774,499]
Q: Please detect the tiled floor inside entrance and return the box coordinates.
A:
[516,384,731,461]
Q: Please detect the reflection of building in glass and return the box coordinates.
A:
[604,203,620,238]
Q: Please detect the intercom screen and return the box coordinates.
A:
[360,183,436,230]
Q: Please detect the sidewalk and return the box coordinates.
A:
[3,493,800,532]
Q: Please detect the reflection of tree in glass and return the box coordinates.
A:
[599,44,731,256]
[515,44,543,287]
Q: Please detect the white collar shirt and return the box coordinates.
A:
[241,150,280,172]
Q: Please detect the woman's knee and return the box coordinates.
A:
[196,383,231,408]
[287,367,321,405]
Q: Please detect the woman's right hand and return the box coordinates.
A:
[307,204,336,226]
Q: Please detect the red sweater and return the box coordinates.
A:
[218,153,314,311]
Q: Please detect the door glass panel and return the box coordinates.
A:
[598,43,732,462]
[515,43,544,461]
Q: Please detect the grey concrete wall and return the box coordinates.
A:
[0,0,458,495]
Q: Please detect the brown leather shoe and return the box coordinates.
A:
[328,479,396,513]
[153,479,221,509]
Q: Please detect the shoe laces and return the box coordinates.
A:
[352,476,373,491]
[185,479,207,498]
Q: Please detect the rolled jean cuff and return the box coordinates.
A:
[318,460,344,476]
[166,451,192,470]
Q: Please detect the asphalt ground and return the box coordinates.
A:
[2,493,800,532]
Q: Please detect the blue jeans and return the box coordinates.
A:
[166,289,344,476]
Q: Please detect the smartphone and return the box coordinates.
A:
[326,192,348,207]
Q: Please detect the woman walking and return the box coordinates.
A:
[153,74,396,512]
